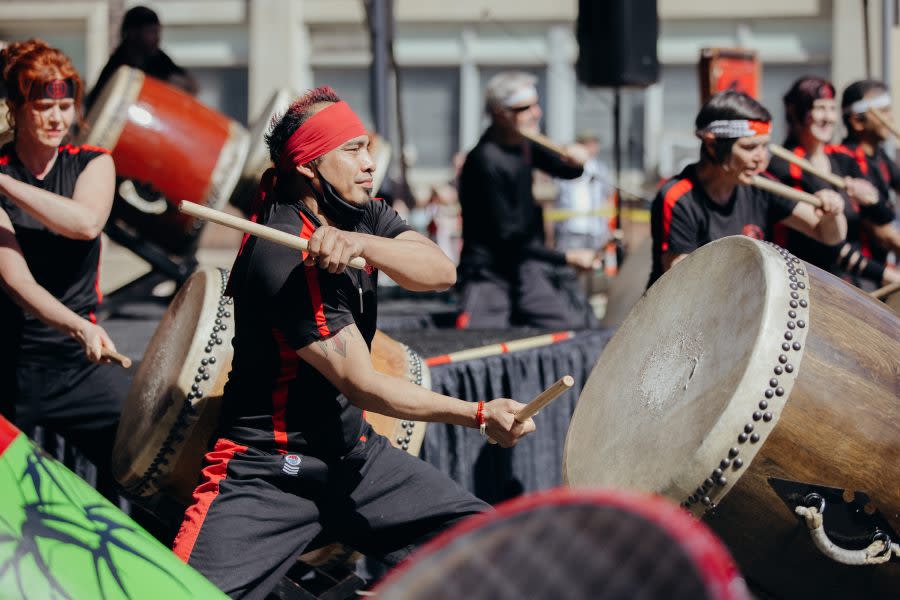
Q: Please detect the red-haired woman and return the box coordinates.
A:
[0,39,126,477]
[767,76,898,288]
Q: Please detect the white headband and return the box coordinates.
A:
[696,120,771,139]
[846,93,891,115]
[503,86,538,108]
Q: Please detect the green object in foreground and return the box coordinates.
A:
[0,416,226,599]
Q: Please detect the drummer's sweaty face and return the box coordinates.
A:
[726,134,770,184]
[314,134,375,205]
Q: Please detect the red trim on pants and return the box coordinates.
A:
[173,438,248,563]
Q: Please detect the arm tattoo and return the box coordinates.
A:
[316,340,328,356]
[319,327,355,358]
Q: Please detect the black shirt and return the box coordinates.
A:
[766,143,894,279]
[220,195,411,458]
[649,163,795,286]
[86,46,188,109]
[0,143,108,367]
[839,140,898,263]
[458,129,583,275]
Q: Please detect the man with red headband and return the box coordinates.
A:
[173,87,534,598]
[650,90,846,286]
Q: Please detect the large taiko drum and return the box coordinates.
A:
[884,287,900,315]
[563,236,900,597]
[81,66,249,254]
[373,488,749,600]
[113,266,431,504]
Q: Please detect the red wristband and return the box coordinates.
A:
[476,401,486,426]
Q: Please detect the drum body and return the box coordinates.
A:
[564,236,900,597]
[884,288,900,316]
[113,267,431,504]
[81,66,249,253]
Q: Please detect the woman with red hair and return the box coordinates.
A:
[0,39,126,483]
[767,76,898,288]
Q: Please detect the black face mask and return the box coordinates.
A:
[314,168,367,229]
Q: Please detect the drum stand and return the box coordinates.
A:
[99,220,199,316]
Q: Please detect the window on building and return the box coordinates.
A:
[193,67,249,126]
[399,67,459,169]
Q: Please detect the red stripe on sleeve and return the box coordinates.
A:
[789,146,805,181]
[660,178,694,252]
[172,438,248,562]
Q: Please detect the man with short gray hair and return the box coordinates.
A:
[456,71,599,329]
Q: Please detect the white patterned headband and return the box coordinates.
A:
[845,93,891,115]
[696,120,772,139]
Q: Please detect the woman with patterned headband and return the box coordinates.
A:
[649,90,846,287]
[840,79,900,276]
[0,40,127,489]
[766,76,897,288]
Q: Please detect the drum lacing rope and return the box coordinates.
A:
[794,494,900,565]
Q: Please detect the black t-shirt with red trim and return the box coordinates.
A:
[649,163,795,286]
[0,142,108,367]
[766,143,894,275]
[839,140,899,263]
[220,195,411,458]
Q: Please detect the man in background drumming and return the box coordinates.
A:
[840,79,900,268]
[649,90,846,286]
[86,5,197,109]
[173,87,535,599]
[456,71,599,329]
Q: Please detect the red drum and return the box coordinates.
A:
[564,236,900,597]
[113,267,431,504]
[80,66,249,254]
[373,488,749,600]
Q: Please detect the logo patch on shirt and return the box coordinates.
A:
[282,453,302,476]
[742,224,764,240]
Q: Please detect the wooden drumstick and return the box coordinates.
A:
[767,144,845,189]
[102,348,132,369]
[518,129,585,167]
[870,280,900,300]
[866,109,900,141]
[749,175,823,208]
[179,201,367,270]
[486,376,575,445]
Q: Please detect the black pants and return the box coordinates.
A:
[174,431,489,600]
[457,259,591,329]
[12,360,128,479]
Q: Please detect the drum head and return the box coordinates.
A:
[374,488,748,600]
[113,267,232,496]
[564,237,807,512]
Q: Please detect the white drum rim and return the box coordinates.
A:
[563,236,811,517]
[79,65,143,150]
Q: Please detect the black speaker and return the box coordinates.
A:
[576,0,659,87]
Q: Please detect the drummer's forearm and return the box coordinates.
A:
[350,372,479,428]
[357,230,456,292]
[0,272,86,339]
[0,171,109,240]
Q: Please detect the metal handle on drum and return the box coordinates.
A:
[794,493,900,565]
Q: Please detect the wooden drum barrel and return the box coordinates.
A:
[564,236,899,597]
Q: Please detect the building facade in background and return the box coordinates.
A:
[0,0,886,194]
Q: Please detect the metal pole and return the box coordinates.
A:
[368,0,390,136]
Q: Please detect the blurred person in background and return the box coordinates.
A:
[86,5,197,109]
[456,71,599,329]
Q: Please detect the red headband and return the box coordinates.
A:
[278,101,367,171]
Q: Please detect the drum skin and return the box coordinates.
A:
[564,236,899,597]
[81,66,248,252]
[114,267,431,505]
